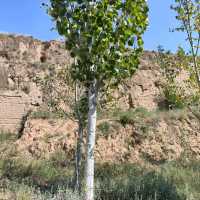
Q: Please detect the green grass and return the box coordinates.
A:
[0,131,16,143]
[99,106,195,126]
[0,156,80,199]
[0,153,199,200]
[0,179,82,200]
[97,107,197,142]
[97,122,111,138]
[118,107,189,126]
[95,160,200,200]
[30,110,67,120]
[0,108,200,199]
[0,158,73,189]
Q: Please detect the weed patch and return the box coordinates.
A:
[30,110,67,119]
[0,131,16,143]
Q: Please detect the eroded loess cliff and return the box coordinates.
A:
[0,33,199,164]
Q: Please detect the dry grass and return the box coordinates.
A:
[0,106,199,199]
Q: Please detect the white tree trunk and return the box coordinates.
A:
[85,81,97,200]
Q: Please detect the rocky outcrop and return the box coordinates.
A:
[0,33,73,102]
[115,51,161,110]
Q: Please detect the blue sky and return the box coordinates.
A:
[0,0,187,52]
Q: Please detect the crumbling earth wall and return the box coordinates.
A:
[0,33,163,133]
[0,91,28,132]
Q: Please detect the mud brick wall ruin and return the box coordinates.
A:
[0,67,27,132]
[0,33,164,133]
[0,34,71,133]
[0,92,27,132]
[0,35,29,133]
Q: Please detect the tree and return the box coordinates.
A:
[171,0,200,89]
[157,46,200,109]
[73,78,88,192]
[47,1,148,199]
[37,62,87,192]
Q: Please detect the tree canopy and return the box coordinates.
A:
[48,0,148,87]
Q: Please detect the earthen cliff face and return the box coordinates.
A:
[0,91,28,132]
[0,34,162,132]
[0,34,200,164]
[0,34,73,132]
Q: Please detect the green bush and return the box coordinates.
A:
[1,158,33,179]
[163,85,186,109]
[50,150,68,168]
[157,46,200,110]
[30,110,66,119]
[97,122,111,137]
[30,110,52,119]
[161,159,200,199]
[119,107,151,126]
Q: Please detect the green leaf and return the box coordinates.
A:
[48,0,148,87]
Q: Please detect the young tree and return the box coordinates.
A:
[38,62,87,192]
[171,0,200,89]
[48,1,148,199]
[157,46,199,109]
[73,79,88,192]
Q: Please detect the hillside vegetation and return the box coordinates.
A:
[0,34,200,199]
[0,106,200,199]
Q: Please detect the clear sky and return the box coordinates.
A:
[0,0,187,52]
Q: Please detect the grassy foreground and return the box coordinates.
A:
[0,107,200,200]
[0,147,199,199]
[0,159,199,200]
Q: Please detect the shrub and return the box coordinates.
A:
[1,158,33,179]
[119,107,150,126]
[50,150,68,168]
[95,160,200,200]
[30,110,52,119]
[21,83,30,94]
[31,160,60,184]
[0,158,71,189]
[97,122,111,137]
[30,110,66,119]
[157,46,200,110]
[163,85,186,109]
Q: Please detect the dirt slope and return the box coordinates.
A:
[0,34,200,164]
[13,108,200,164]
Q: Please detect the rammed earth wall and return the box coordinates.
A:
[0,91,28,132]
[0,66,8,89]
